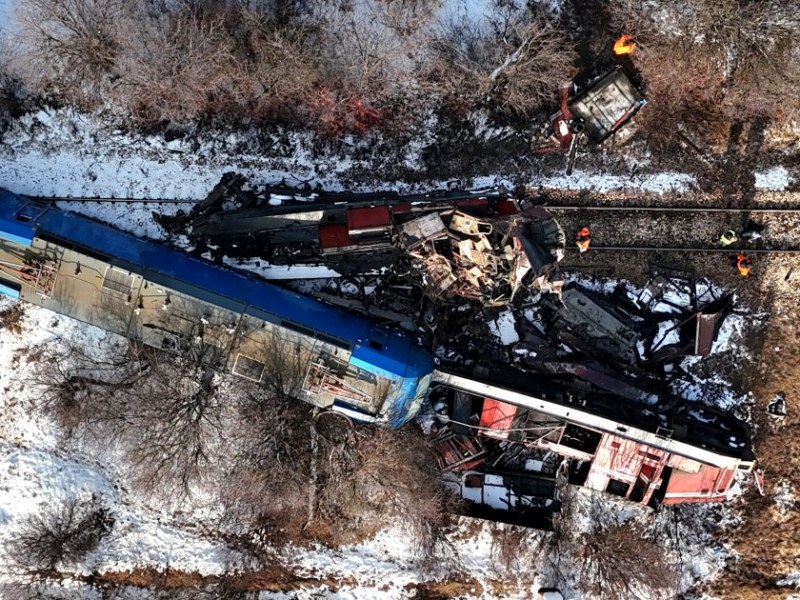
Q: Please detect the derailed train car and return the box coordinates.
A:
[0,190,433,426]
[0,188,757,519]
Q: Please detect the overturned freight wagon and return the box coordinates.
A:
[431,366,755,509]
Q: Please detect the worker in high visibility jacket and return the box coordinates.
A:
[720,229,739,247]
[576,226,591,253]
[737,253,752,277]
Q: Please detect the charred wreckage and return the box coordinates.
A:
[153,177,757,529]
[0,37,754,530]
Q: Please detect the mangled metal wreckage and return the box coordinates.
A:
[430,278,752,527]
[158,179,755,528]
[533,65,646,174]
[177,177,566,307]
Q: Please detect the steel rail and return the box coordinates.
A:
[566,246,800,254]
[545,205,800,213]
[35,198,800,212]
[33,196,198,204]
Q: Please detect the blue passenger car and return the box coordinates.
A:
[0,189,434,426]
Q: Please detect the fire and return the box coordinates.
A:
[614,34,636,56]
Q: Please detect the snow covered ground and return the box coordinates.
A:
[0,100,777,598]
[0,108,725,203]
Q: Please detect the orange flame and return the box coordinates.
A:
[614,34,636,56]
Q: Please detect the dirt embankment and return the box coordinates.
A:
[23,566,491,597]
[707,254,800,599]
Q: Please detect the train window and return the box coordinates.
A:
[102,268,134,297]
[606,479,629,497]
[368,339,384,351]
[233,354,265,382]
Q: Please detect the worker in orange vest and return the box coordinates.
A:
[737,253,752,277]
[576,226,591,253]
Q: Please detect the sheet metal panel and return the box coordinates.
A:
[0,280,21,298]
[662,465,734,503]
[0,190,36,246]
[433,370,754,471]
[1,191,432,380]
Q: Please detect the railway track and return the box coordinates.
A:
[547,205,800,254]
[36,196,197,204]
[43,195,800,211]
[565,246,800,254]
[545,205,800,213]
[42,196,800,254]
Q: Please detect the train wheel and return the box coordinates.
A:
[313,410,354,444]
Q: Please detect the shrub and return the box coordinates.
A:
[8,496,114,572]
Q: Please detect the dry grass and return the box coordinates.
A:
[0,304,25,335]
[705,255,800,598]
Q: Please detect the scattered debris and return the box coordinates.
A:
[768,393,787,417]
[404,204,565,305]
[531,66,646,174]
[159,176,754,528]
[427,274,749,526]
[167,178,566,306]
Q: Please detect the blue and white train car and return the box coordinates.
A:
[0,190,434,426]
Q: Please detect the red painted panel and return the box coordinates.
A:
[319,223,352,249]
[593,435,650,480]
[495,200,519,215]
[346,206,391,231]
[479,399,518,433]
[662,465,736,504]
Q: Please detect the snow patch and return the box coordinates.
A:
[538,170,696,193]
[488,310,520,345]
[755,166,793,191]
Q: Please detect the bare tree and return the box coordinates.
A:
[304,0,442,135]
[108,1,328,126]
[0,41,25,133]
[32,339,229,501]
[312,426,456,552]
[7,496,114,572]
[255,330,313,401]
[17,0,122,107]
[576,520,676,600]
[0,302,25,334]
[431,5,576,117]
[214,386,316,554]
[489,522,547,580]
[121,347,226,498]
[114,6,238,124]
